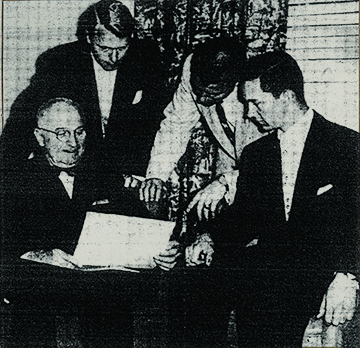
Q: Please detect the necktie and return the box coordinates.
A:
[215,103,235,146]
[51,165,77,177]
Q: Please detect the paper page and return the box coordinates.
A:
[73,212,175,269]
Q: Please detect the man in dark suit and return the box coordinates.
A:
[205,51,359,347]
[0,0,169,181]
[1,97,155,347]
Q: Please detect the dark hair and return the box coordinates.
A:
[76,0,135,42]
[190,37,246,86]
[242,50,306,105]
[36,98,85,123]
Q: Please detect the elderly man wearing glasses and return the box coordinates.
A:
[1,97,163,347]
[1,0,169,187]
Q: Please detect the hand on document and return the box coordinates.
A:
[21,248,80,269]
[153,241,181,271]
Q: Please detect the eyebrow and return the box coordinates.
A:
[95,43,129,50]
[54,126,85,131]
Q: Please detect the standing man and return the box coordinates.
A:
[209,51,359,347]
[1,0,169,180]
[140,37,263,220]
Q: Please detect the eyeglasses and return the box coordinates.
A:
[37,126,86,142]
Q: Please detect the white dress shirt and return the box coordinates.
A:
[58,171,75,199]
[278,108,314,221]
[92,56,117,136]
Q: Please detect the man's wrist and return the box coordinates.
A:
[196,233,214,246]
[217,174,229,192]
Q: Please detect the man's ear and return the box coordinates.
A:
[34,128,45,147]
[280,89,296,102]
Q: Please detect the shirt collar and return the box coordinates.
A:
[277,108,314,140]
[91,54,117,76]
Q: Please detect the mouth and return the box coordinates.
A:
[249,117,273,133]
[63,149,79,154]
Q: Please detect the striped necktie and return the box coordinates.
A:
[215,102,235,146]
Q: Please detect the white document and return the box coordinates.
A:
[73,212,176,269]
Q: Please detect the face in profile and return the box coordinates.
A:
[34,102,86,169]
[191,73,235,107]
[241,78,286,133]
[89,25,129,71]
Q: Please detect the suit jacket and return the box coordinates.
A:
[1,154,150,267]
[1,39,170,176]
[146,54,262,203]
[212,112,360,275]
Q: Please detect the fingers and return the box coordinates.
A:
[186,181,227,221]
[185,245,204,266]
[320,274,359,326]
[185,243,214,267]
[343,290,356,321]
[123,175,141,188]
[124,175,132,188]
[153,252,181,271]
[316,295,326,319]
[187,193,218,221]
[329,299,343,326]
[139,178,164,202]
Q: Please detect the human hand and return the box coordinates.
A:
[20,249,80,269]
[153,241,181,271]
[123,174,142,189]
[139,178,166,203]
[185,234,214,267]
[186,179,227,221]
[316,272,358,326]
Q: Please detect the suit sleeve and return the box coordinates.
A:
[202,145,259,257]
[0,50,60,169]
[146,54,201,182]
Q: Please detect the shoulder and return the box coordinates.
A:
[35,41,90,69]
[313,112,360,151]
[127,38,161,61]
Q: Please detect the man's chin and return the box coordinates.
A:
[100,63,119,71]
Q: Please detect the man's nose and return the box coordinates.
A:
[110,49,120,63]
[66,132,78,147]
[246,103,257,119]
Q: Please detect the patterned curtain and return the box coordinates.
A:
[134,0,288,233]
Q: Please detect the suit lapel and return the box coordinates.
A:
[290,113,326,219]
[261,132,286,224]
[202,105,236,160]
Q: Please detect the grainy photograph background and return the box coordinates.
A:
[1,0,359,347]
[2,0,358,132]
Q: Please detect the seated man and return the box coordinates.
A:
[1,0,169,181]
[202,51,359,347]
[1,97,174,347]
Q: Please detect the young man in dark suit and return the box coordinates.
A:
[205,50,359,347]
[1,0,169,181]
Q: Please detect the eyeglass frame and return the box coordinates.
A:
[36,126,86,142]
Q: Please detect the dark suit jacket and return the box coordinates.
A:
[1,39,170,176]
[212,112,360,277]
[1,154,150,267]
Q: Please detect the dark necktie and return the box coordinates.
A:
[215,102,235,146]
[51,165,77,177]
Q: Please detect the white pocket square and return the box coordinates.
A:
[132,90,143,104]
[317,184,333,196]
[245,238,259,247]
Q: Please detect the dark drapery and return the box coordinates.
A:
[134,0,288,230]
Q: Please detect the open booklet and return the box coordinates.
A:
[21,212,176,272]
